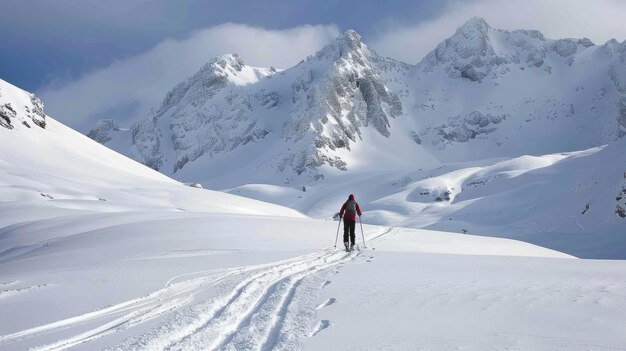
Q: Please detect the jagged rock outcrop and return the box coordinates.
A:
[616,180,626,218]
[0,83,46,130]
[125,31,406,179]
[282,30,404,175]
[416,17,594,82]
[131,54,273,172]
[87,119,121,144]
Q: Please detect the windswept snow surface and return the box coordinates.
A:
[2,79,626,350]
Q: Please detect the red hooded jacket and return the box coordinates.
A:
[339,194,362,221]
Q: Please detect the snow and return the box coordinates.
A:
[85,19,626,260]
[2,21,626,351]
[227,140,626,259]
[306,251,626,351]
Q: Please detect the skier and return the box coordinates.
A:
[339,194,362,251]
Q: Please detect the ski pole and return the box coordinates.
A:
[334,215,341,248]
[359,216,367,249]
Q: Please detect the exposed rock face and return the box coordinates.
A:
[87,119,121,144]
[126,31,405,178]
[0,84,46,130]
[416,16,593,82]
[130,54,273,172]
[0,103,16,129]
[617,182,626,218]
[282,30,404,175]
[28,94,46,129]
[422,111,508,144]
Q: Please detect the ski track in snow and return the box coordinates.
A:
[367,227,401,245]
[0,228,395,351]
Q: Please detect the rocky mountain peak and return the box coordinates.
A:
[447,17,492,58]
[457,16,491,38]
[313,29,369,65]
[87,119,121,144]
[415,17,496,81]
[416,17,601,82]
[336,29,363,52]
[204,53,246,75]
[155,53,252,116]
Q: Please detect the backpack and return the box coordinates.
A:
[345,200,357,216]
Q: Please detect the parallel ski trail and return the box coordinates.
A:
[0,254,322,348]
[2,226,389,351]
[164,250,352,351]
[366,226,401,245]
[212,251,352,351]
[161,251,336,351]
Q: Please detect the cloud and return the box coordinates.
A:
[39,23,340,132]
[368,0,626,64]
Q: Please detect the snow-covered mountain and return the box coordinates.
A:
[93,17,626,189]
[0,78,304,228]
[3,77,626,351]
[94,30,417,185]
[411,17,626,161]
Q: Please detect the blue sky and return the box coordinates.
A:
[2,0,625,131]
[0,0,445,92]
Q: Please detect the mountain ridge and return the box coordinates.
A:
[87,18,626,188]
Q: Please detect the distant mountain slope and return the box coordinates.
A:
[410,17,626,161]
[92,18,626,189]
[0,78,305,230]
[92,31,418,186]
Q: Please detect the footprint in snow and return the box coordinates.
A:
[322,280,331,288]
[309,320,331,337]
[316,297,336,310]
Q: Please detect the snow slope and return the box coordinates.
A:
[228,141,626,259]
[0,78,303,222]
[3,78,626,350]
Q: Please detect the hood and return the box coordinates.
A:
[348,194,355,200]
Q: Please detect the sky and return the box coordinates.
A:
[2,0,626,132]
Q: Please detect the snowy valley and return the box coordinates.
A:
[92,17,626,258]
[1,16,626,351]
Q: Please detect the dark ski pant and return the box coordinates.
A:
[343,219,356,245]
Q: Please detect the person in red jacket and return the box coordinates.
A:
[339,194,362,251]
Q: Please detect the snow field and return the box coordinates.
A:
[306,252,626,351]
[0,215,581,351]
[227,139,626,259]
